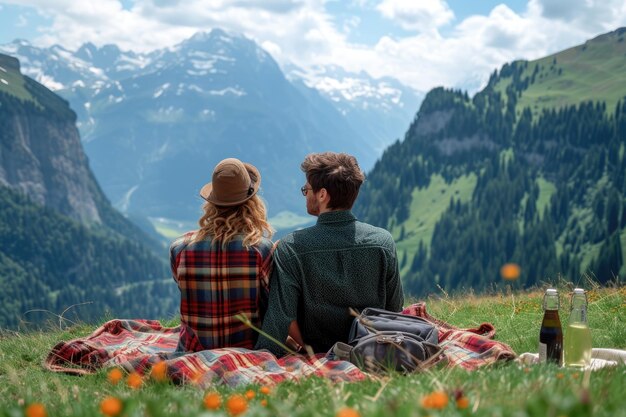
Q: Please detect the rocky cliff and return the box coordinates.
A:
[0,54,102,223]
[0,53,174,329]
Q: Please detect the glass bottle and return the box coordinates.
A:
[539,288,563,365]
[563,288,592,367]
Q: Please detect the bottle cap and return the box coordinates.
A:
[546,288,558,295]
[573,288,585,294]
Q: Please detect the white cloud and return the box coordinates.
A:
[456,5,539,53]
[376,0,455,32]
[2,0,626,95]
[319,1,626,92]
[529,0,626,34]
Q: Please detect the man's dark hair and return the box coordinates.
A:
[301,152,365,210]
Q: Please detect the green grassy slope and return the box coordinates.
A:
[393,173,477,275]
[495,28,626,117]
[0,54,32,102]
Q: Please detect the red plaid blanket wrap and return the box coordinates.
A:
[45,303,516,386]
[401,303,516,370]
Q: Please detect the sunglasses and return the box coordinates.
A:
[300,186,312,196]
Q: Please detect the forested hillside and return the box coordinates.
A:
[0,186,176,328]
[0,54,177,329]
[355,28,626,296]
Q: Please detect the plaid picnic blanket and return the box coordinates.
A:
[44,303,516,386]
[402,303,517,370]
[44,319,365,387]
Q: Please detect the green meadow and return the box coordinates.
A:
[493,30,626,118]
[1,283,624,417]
[391,173,477,276]
[0,55,37,104]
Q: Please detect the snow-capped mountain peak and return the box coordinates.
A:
[285,63,420,113]
[0,30,423,224]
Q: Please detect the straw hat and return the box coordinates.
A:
[199,158,261,206]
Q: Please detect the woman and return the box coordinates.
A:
[170,158,274,352]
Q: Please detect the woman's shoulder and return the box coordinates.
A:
[170,231,199,252]
[253,237,275,256]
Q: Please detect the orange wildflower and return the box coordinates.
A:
[226,394,248,416]
[336,407,361,417]
[25,403,47,417]
[245,390,255,400]
[100,397,123,417]
[556,373,564,379]
[456,396,470,409]
[260,399,268,407]
[572,372,580,379]
[421,391,449,410]
[204,392,222,410]
[107,368,124,385]
[151,361,168,382]
[500,263,521,280]
[259,386,271,395]
[126,372,143,389]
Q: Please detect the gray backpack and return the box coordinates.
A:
[331,308,441,373]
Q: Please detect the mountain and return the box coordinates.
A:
[354,28,626,296]
[0,53,176,329]
[0,30,422,237]
[285,63,423,153]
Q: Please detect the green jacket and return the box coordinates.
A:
[256,210,404,356]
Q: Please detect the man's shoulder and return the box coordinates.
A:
[273,225,317,255]
[279,222,318,243]
[354,221,395,247]
[355,220,390,234]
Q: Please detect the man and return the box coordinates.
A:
[256,152,404,356]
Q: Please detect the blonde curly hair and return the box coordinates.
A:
[193,195,273,247]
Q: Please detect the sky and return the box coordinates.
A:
[0,0,625,92]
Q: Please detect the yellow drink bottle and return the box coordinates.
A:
[563,288,592,368]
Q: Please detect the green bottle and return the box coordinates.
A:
[563,288,592,368]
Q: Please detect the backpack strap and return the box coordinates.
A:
[330,341,354,362]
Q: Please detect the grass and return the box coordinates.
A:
[393,173,477,275]
[505,29,626,118]
[0,284,624,417]
[535,176,556,220]
[0,55,37,104]
[491,30,626,119]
